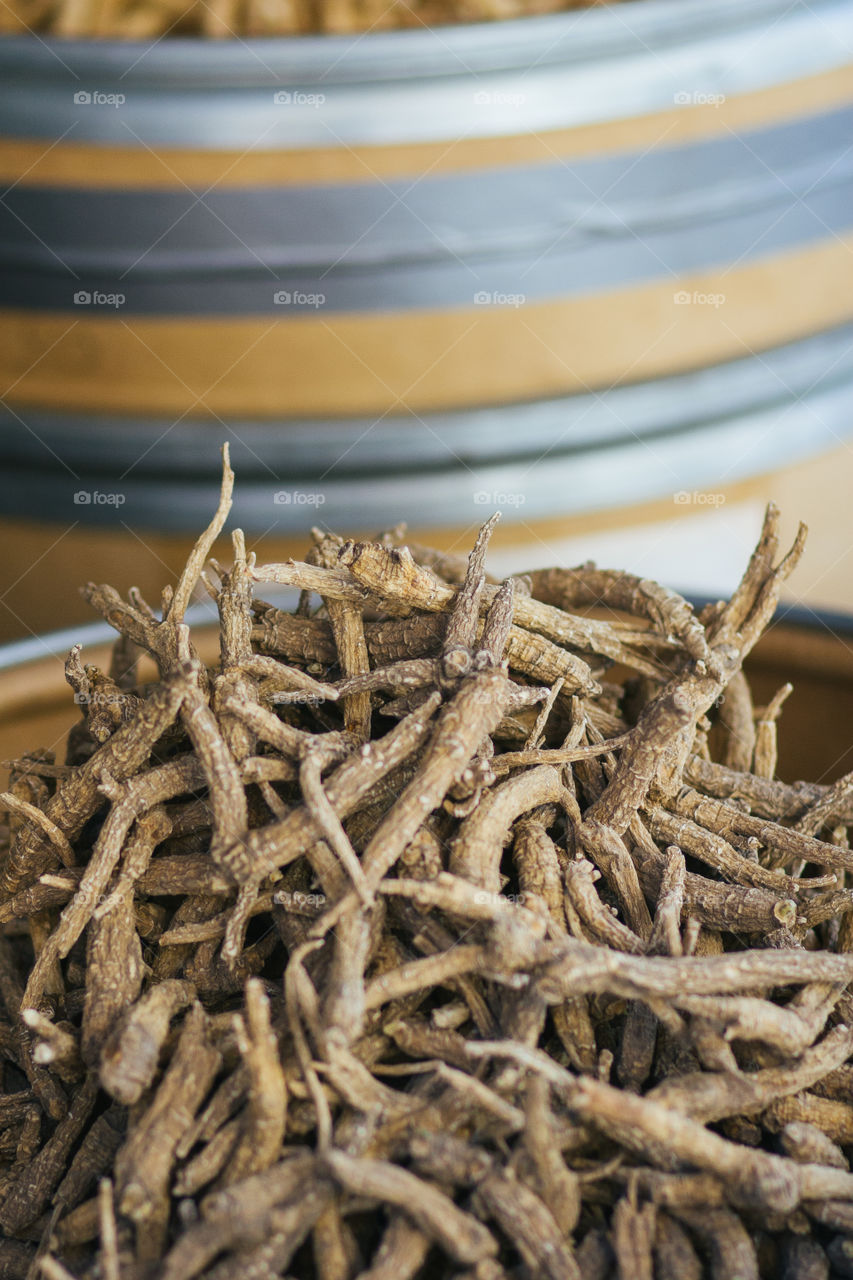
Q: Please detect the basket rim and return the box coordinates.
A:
[2,597,851,676]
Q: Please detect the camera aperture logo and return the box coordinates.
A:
[74,290,125,308]
[273,90,325,107]
[273,290,325,309]
[73,90,125,108]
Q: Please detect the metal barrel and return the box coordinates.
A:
[1,0,853,532]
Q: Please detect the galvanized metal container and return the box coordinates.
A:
[1,0,852,535]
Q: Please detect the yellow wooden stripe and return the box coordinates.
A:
[2,235,852,417]
[1,63,852,189]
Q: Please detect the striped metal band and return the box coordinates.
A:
[0,390,849,531]
[1,320,850,478]
[1,65,851,189]
[2,234,852,415]
[0,0,851,149]
[1,101,852,314]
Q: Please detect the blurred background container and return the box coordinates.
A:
[1,0,853,639]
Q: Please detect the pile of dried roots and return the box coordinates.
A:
[3,448,853,1280]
